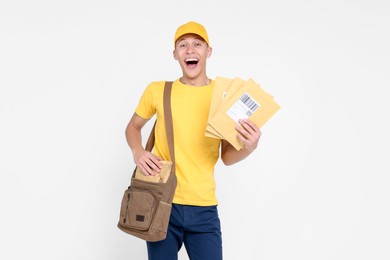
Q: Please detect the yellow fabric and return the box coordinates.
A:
[174,21,209,46]
[135,79,221,206]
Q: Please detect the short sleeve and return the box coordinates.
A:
[135,82,157,119]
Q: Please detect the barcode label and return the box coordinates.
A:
[226,92,260,123]
[240,93,259,116]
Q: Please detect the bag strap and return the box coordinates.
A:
[162,81,177,202]
[163,81,175,172]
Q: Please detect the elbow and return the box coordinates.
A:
[223,161,234,166]
[125,126,130,140]
[125,121,134,137]
[125,124,130,136]
[220,141,240,166]
[221,155,235,166]
[125,123,135,144]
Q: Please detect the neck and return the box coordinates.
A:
[180,76,211,87]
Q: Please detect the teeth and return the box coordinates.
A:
[185,58,198,62]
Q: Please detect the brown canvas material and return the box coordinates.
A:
[118,81,177,242]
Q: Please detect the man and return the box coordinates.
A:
[125,21,261,260]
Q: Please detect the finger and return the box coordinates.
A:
[239,119,258,134]
[149,153,163,168]
[151,155,163,168]
[139,158,159,175]
[236,133,247,144]
[146,157,162,173]
[235,123,255,143]
[137,158,155,176]
[242,119,262,141]
[139,164,153,176]
[235,121,248,134]
[236,133,252,151]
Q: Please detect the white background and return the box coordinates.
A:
[1,1,389,259]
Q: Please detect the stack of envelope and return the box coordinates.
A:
[206,76,281,150]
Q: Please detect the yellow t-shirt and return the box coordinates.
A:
[135,79,221,206]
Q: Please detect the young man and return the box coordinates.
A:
[125,21,261,260]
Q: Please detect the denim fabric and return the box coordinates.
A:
[147,203,223,260]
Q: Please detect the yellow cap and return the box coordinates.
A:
[174,21,209,47]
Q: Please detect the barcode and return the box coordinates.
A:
[240,93,259,116]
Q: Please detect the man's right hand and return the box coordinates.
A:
[133,148,163,176]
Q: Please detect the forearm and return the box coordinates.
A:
[125,123,144,156]
[220,141,254,165]
[125,113,162,175]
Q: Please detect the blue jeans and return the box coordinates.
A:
[147,204,223,260]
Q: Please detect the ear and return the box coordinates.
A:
[173,49,178,60]
[207,47,213,58]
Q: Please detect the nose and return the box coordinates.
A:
[186,44,195,54]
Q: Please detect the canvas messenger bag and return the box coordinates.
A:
[118,81,177,242]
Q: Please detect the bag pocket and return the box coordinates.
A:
[119,188,157,230]
[151,201,172,233]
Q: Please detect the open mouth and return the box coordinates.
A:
[185,58,199,67]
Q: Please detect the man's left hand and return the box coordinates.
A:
[235,119,262,151]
